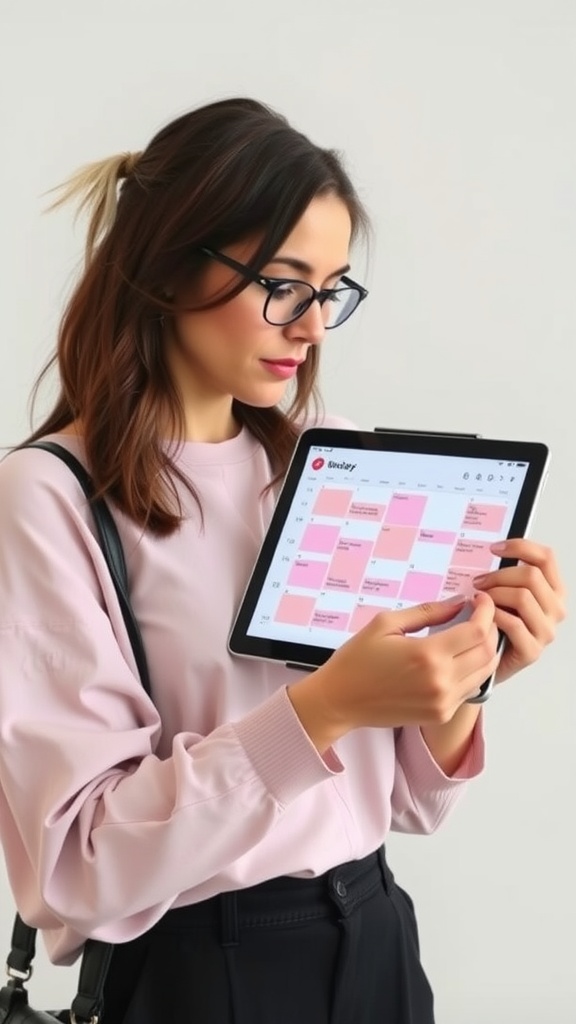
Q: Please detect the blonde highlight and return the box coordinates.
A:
[46,150,143,265]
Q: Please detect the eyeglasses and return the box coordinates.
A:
[200,247,368,329]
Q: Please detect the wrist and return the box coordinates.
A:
[287,665,349,755]
[420,702,482,776]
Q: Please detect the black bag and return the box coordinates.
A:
[0,442,152,1024]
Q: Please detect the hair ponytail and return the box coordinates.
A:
[47,151,143,264]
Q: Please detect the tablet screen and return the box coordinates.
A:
[229,429,549,667]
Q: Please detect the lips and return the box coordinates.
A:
[260,358,304,380]
[262,359,303,367]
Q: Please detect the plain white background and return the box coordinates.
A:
[1,1,574,1021]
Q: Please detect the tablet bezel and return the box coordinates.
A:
[228,428,550,673]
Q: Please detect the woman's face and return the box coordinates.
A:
[165,194,353,440]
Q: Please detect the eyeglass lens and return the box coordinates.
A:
[265,281,360,328]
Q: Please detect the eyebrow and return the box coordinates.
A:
[265,256,351,279]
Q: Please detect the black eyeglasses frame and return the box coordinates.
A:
[199,247,368,329]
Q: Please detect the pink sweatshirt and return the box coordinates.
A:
[0,419,484,964]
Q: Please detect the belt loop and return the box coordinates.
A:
[219,891,239,947]
[377,845,392,895]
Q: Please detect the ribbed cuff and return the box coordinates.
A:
[233,687,343,807]
[399,712,486,791]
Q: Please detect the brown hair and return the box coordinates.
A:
[26,97,369,535]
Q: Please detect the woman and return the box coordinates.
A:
[0,97,565,1023]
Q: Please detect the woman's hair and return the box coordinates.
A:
[27,97,369,534]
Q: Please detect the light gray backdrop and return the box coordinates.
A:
[1,1,574,1021]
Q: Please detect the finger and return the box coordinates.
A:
[481,586,557,645]
[435,615,500,701]
[493,607,541,665]
[475,565,565,622]
[458,645,502,699]
[371,595,468,638]
[490,539,566,597]
[475,565,552,607]
[427,591,496,656]
[452,621,499,676]
[459,650,502,701]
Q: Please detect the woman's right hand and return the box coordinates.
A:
[288,592,499,753]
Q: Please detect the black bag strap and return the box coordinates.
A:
[27,442,151,697]
[5,440,153,1022]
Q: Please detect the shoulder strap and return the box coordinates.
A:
[26,441,151,697]
[5,441,153,1023]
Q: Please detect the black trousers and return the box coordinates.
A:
[102,846,435,1023]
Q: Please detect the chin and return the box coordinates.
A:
[234,384,290,408]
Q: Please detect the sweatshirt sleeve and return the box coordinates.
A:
[390,719,485,834]
[0,450,341,957]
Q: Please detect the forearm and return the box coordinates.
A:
[287,670,345,755]
[420,702,482,776]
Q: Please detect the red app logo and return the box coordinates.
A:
[311,457,325,471]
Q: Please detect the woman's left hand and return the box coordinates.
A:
[472,539,567,684]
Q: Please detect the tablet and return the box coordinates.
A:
[228,428,550,702]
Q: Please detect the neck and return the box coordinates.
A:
[179,401,240,443]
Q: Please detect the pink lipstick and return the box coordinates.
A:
[260,359,302,380]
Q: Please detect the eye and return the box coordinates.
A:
[271,284,296,299]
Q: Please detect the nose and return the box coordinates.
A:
[283,300,326,346]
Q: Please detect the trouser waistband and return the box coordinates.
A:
[156,846,394,947]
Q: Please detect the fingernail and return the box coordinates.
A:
[491,542,506,553]
[473,575,486,586]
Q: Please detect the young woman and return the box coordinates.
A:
[0,97,565,1023]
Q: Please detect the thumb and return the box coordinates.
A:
[383,595,469,636]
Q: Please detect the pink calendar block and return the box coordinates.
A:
[385,493,428,527]
[361,577,402,597]
[275,594,315,626]
[347,502,387,522]
[312,488,353,517]
[418,530,457,545]
[373,525,417,561]
[300,523,340,554]
[462,503,507,531]
[311,609,350,630]
[349,604,383,633]
[287,559,328,590]
[441,567,477,597]
[400,571,443,602]
[451,540,495,570]
[325,539,373,592]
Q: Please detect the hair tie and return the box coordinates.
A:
[119,151,143,179]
